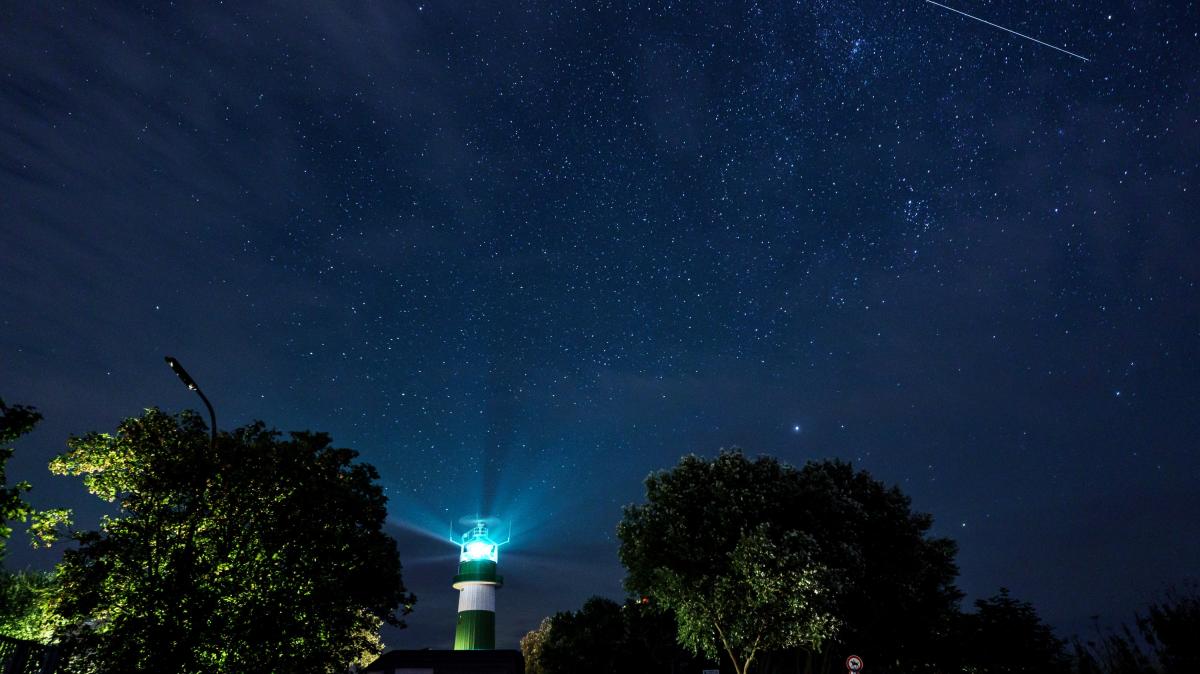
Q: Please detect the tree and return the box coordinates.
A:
[0,398,61,643]
[0,398,41,553]
[621,598,716,674]
[619,452,842,674]
[537,597,631,674]
[955,588,1070,673]
[42,408,415,674]
[520,616,552,674]
[1072,626,1157,674]
[0,569,59,641]
[1071,582,1200,674]
[1136,582,1200,672]
[618,451,963,674]
[522,596,709,674]
[791,459,962,673]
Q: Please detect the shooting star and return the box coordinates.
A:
[923,0,1090,62]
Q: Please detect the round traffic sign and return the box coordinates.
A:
[846,655,864,672]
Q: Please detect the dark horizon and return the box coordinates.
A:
[3,0,1197,651]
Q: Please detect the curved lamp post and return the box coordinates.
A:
[164,356,217,448]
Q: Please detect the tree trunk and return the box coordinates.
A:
[724,647,745,674]
[714,621,745,674]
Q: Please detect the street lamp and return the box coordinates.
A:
[164,356,217,448]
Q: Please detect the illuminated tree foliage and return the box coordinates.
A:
[519,616,552,674]
[0,569,59,642]
[44,408,414,674]
[618,452,841,674]
[619,451,963,674]
[0,399,61,642]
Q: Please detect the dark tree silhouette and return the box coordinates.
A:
[1073,625,1157,674]
[537,597,629,674]
[1137,583,1200,671]
[0,398,41,552]
[1071,582,1200,674]
[955,588,1070,673]
[522,596,708,674]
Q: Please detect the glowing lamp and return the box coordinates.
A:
[464,539,496,562]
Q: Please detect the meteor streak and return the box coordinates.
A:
[923,0,1090,62]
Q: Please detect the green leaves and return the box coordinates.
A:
[43,409,414,674]
[28,508,72,549]
[618,449,963,674]
[641,525,839,669]
[725,528,839,651]
[619,451,843,674]
[50,409,212,506]
[0,569,63,642]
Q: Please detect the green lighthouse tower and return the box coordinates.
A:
[451,521,507,650]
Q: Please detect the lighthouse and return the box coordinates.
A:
[451,520,507,650]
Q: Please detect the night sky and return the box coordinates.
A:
[2,0,1198,652]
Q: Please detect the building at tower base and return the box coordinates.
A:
[363,649,523,674]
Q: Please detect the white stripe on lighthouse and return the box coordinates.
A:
[457,583,496,612]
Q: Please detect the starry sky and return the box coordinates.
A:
[2,0,1198,652]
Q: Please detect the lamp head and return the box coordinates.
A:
[458,520,503,563]
[164,356,198,390]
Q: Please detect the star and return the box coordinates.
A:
[1,0,1191,651]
